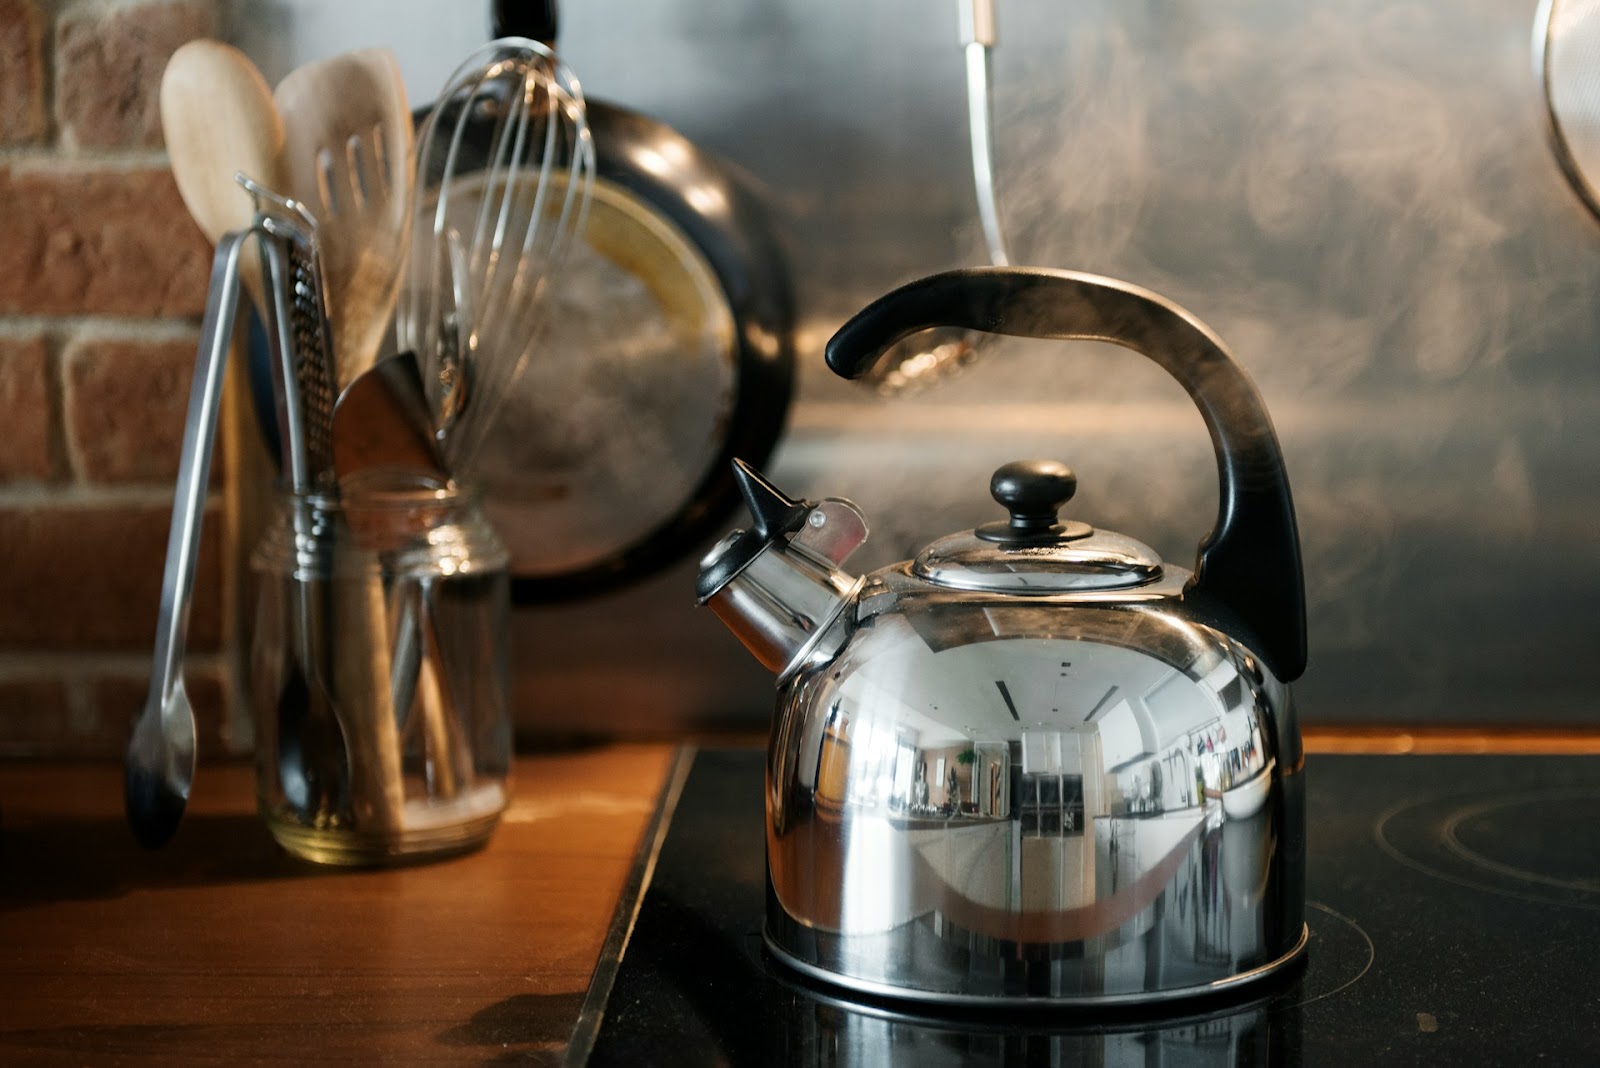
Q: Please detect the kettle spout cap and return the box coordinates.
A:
[695,460,813,604]
[696,461,868,679]
[696,460,870,604]
[733,458,810,540]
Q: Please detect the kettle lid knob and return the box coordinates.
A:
[977,460,1093,544]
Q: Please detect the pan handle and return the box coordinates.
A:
[492,0,558,44]
[824,266,1306,683]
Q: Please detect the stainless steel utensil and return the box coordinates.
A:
[246,179,336,492]
[698,267,1307,1006]
[331,350,450,492]
[265,496,350,823]
[399,37,594,472]
[396,226,471,442]
[124,228,253,849]
[868,0,1012,394]
[248,186,357,826]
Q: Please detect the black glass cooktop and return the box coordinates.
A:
[572,749,1600,1065]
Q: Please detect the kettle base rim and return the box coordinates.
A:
[763,922,1310,1010]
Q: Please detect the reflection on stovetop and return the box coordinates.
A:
[576,750,1600,1066]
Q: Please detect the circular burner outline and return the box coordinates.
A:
[1375,789,1600,912]
[756,900,1372,1032]
[1294,900,1374,1008]
[1442,790,1600,894]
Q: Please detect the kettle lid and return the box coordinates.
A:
[912,460,1163,593]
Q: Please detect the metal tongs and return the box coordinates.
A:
[124,225,254,848]
[124,176,351,846]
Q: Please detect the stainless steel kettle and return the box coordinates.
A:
[697,266,1308,1007]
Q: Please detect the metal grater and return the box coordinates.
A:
[286,238,336,483]
[241,176,338,491]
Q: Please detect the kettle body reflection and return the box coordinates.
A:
[698,267,1309,1006]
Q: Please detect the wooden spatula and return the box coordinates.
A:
[274,49,414,391]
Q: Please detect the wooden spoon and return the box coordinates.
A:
[274,48,414,391]
[159,39,285,312]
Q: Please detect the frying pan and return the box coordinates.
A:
[472,0,795,602]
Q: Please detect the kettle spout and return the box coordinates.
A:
[696,461,868,682]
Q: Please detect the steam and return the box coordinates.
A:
[1001,1,1552,387]
[953,0,1586,657]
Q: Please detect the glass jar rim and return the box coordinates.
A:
[285,474,481,513]
[256,475,507,577]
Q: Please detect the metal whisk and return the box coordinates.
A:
[397,37,595,475]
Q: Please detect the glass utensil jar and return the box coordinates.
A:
[250,485,511,865]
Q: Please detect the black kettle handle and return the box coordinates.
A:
[825,266,1306,682]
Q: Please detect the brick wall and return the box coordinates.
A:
[0,0,241,759]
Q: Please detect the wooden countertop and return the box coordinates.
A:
[0,744,678,1065]
[3,726,1595,1064]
